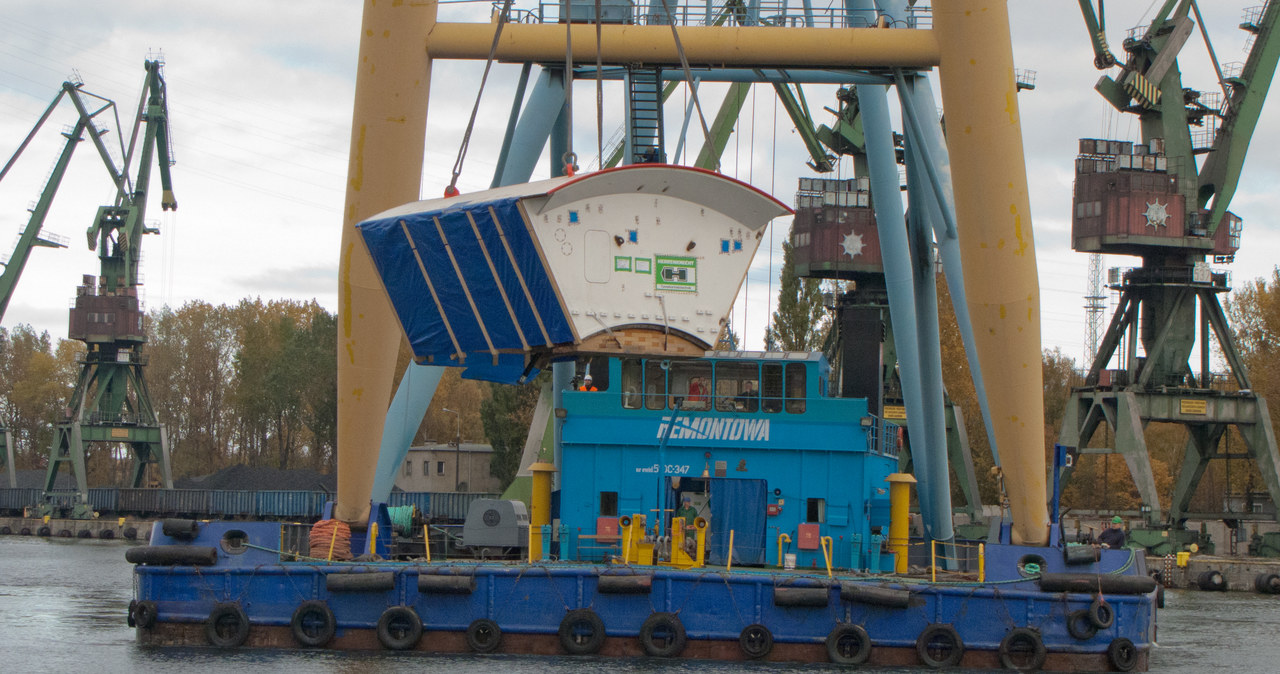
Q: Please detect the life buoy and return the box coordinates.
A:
[130,600,158,629]
[1066,609,1098,640]
[825,623,871,665]
[638,612,686,657]
[465,618,502,653]
[205,602,250,648]
[915,623,964,668]
[376,606,422,650]
[290,600,336,647]
[558,608,606,655]
[1107,637,1139,672]
[739,623,773,659]
[1089,595,1115,629]
[998,627,1046,672]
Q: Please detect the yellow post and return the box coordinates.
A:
[727,530,736,572]
[327,525,339,562]
[777,533,792,568]
[117,517,126,527]
[423,525,431,563]
[528,462,555,562]
[935,0,1049,546]
[885,473,916,574]
[43,515,50,524]
[820,536,834,578]
[930,539,937,583]
[369,522,379,557]
[978,543,985,583]
[335,0,439,526]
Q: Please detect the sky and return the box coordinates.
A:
[2,1,1280,368]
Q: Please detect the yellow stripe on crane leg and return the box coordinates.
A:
[935,0,1049,545]
[335,0,438,525]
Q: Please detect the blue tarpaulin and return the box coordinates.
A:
[707,478,767,566]
[359,197,575,384]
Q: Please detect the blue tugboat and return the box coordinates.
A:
[129,165,1157,670]
[129,0,1159,669]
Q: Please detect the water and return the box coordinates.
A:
[1,536,1276,673]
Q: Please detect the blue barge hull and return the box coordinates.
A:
[130,520,1156,671]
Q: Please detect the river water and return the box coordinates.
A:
[1,536,1276,673]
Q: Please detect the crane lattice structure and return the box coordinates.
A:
[36,60,178,518]
[1060,0,1280,530]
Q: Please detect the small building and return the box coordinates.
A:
[395,442,501,494]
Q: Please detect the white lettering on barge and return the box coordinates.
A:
[656,416,770,442]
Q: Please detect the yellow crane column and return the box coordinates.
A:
[336,0,437,524]
[885,472,916,574]
[934,1,1049,545]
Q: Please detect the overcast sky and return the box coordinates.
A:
[2,1,1278,368]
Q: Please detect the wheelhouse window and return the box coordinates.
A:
[715,362,759,412]
[644,360,668,410]
[621,359,643,409]
[671,361,712,410]
[785,363,807,413]
[761,363,784,413]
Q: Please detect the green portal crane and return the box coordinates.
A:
[1059,1,1280,530]
[41,60,178,518]
[1,80,129,486]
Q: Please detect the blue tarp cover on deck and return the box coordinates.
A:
[359,197,575,383]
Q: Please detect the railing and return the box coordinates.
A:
[516,0,929,29]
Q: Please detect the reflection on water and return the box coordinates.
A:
[0,536,1276,673]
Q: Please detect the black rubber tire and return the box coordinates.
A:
[205,602,250,648]
[998,627,1046,671]
[98,529,115,540]
[19,527,31,536]
[1067,609,1098,640]
[77,529,92,538]
[57,529,71,538]
[123,527,138,540]
[376,606,422,650]
[826,623,872,665]
[916,623,964,668]
[1089,595,1115,629]
[739,623,774,659]
[130,600,158,629]
[36,526,50,537]
[0,526,11,535]
[291,600,336,647]
[638,612,686,657]
[465,618,502,653]
[1196,569,1227,592]
[1107,637,1139,672]
[558,608,606,655]
[1254,573,1280,595]
[127,600,137,627]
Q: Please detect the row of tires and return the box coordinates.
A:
[0,488,491,522]
[1192,569,1280,594]
[0,524,144,540]
[127,599,1140,670]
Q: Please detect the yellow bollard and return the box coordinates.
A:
[529,462,556,562]
[931,539,937,583]
[820,536,834,578]
[978,543,985,583]
[727,530,736,572]
[885,473,916,574]
[117,517,126,527]
[368,522,379,557]
[43,515,50,524]
[777,533,792,568]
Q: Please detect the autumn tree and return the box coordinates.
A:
[764,227,829,351]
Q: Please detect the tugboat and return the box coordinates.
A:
[129,165,1156,670]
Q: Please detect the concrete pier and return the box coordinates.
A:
[0,516,153,541]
